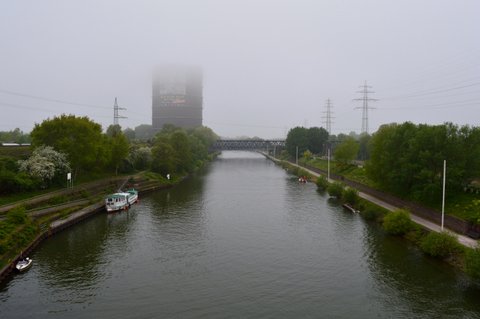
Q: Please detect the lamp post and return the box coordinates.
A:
[296,146,298,165]
[327,147,331,182]
[441,160,446,231]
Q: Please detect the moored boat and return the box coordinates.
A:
[105,193,129,212]
[126,188,139,205]
[16,257,33,272]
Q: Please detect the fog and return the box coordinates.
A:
[1,0,479,138]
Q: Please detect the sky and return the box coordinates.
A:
[0,0,479,139]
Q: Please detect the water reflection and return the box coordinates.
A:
[1,151,480,318]
[363,221,480,317]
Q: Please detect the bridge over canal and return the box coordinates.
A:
[211,139,285,151]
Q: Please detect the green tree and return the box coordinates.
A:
[151,139,176,176]
[134,124,154,141]
[105,125,129,175]
[30,115,104,175]
[123,128,136,141]
[307,127,329,154]
[190,126,218,148]
[358,133,371,160]
[169,130,194,173]
[367,122,480,202]
[334,136,359,166]
[286,127,309,158]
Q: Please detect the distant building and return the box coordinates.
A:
[152,65,203,131]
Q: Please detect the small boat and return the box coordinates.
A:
[125,188,139,205]
[16,257,33,272]
[105,193,129,212]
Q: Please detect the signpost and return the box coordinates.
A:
[67,172,72,189]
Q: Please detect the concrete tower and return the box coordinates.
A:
[152,65,203,131]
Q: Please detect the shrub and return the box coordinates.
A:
[343,187,359,205]
[383,209,413,235]
[465,247,480,279]
[316,175,329,191]
[420,231,462,258]
[297,169,310,178]
[327,182,344,199]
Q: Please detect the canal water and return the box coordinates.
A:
[1,152,480,318]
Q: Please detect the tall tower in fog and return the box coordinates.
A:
[152,65,203,131]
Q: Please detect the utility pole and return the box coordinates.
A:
[113,97,127,126]
[322,98,334,135]
[354,81,377,134]
[441,160,446,231]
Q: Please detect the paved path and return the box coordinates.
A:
[264,153,478,248]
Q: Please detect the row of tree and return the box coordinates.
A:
[0,114,218,195]
[285,126,371,162]
[366,122,480,203]
[0,128,31,144]
[285,122,480,204]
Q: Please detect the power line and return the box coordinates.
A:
[0,88,111,109]
[321,98,334,134]
[354,81,377,134]
[0,101,112,119]
[382,81,480,101]
[379,99,479,110]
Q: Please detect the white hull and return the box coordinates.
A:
[105,190,138,212]
[16,258,33,272]
[105,193,129,212]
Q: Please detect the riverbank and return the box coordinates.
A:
[0,171,181,283]
[261,152,477,248]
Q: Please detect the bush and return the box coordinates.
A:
[327,182,344,199]
[383,209,413,235]
[465,247,480,279]
[343,187,359,205]
[316,175,329,191]
[420,231,461,258]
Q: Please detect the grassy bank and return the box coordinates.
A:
[303,157,480,224]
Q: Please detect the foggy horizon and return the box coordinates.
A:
[1,0,479,139]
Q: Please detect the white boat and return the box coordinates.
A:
[16,257,33,272]
[105,193,129,212]
[125,188,139,205]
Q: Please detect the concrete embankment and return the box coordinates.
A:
[0,201,105,283]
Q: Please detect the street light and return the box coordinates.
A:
[296,146,299,165]
[327,147,331,181]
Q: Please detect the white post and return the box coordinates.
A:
[327,148,331,181]
[296,146,298,165]
[441,160,446,231]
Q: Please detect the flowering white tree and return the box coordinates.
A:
[18,146,70,184]
[129,146,152,170]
